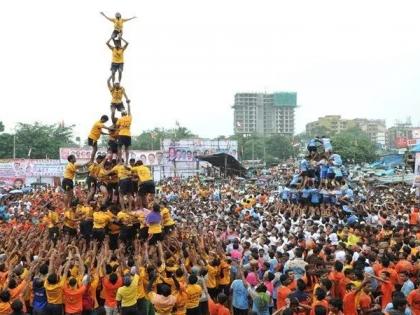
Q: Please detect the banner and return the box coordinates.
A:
[162,139,238,162]
[0,159,63,178]
[414,153,420,188]
[59,148,164,166]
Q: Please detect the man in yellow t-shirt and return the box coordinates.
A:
[88,115,110,163]
[107,77,130,116]
[106,37,129,84]
[62,155,89,208]
[116,102,132,165]
[185,275,202,314]
[116,274,139,314]
[133,161,155,209]
[100,12,136,39]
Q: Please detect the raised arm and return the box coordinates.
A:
[121,38,129,50]
[123,89,130,103]
[122,16,137,22]
[100,12,113,22]
[107,77,113,91]
[127,99,131,116]
[106,38,114,50]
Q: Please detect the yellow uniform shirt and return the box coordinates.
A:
[116,274,139,308]
[135,165,152,182]
[89,121,104,141]
[88,163,101,178]
[93,211,112,229]
[116,115,132,137]
[161,208,175,227]
[78,206,93,220]
[206,265,218,289]
[111,164,131,180]
[64,163,76,180]
[185,284,202,309]
[117,211,133,226]
[110,86,125,104]
[64,209,77,229]
[47,211,59,228]
[44,278,65,304]
[218,261,231,286]
[112,18,124,31]
[112,47,124,64]
[137,268,146,299]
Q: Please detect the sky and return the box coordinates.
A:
[1,0,420,140]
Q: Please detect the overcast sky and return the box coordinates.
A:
[1,0,420,139]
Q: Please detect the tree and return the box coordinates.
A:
[0,121,4,133]
[12,122,76,159]
[331,128,377,163]
[131,126,196,150]
[0,133,13,159]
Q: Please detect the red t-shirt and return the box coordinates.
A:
[102,276,123,308]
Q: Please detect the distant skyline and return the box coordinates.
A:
[1,0,420,139]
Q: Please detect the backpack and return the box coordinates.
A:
[82,285,94,311]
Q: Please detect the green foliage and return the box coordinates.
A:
[0,121,4,133]
[131,126,196,150]
[2,122,76,159]
[331,128,377,163]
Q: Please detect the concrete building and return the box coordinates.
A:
[306,116,387,146]
[387,122,414,148]
[233,92,297,136]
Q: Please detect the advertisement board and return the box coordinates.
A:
[59,148,163,166]
[414,153,420,188]
[162,139,238,162]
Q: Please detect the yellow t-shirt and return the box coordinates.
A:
[135,165,152,182]
[206,265,218,289]
[110,86,125,104]
[47,211,59,228]
[117,115,132,137]
[44,278,65,304]
[64,163,76,180]
[112,18,124,31]
[161,208,175,227]
[218,261,231,286]
[88,163,101,178]
[112,47,124,64]
[117,211,133,226]
[93,211,112,229]
[111,164,131,180]
[185,284,202,309]
[116,274,139,308]
[78,206,93,220]
[89,121,105,141]
[148,223,162,235]
[64,209,77,229]
[137,268,146,299]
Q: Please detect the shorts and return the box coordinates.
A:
[119,178,132,195]
[307,169,315,178]
[88,137,97,147]
[118,135,131,147]
[139,227,148,241]
[132,181,139,194]
[111,62,124,72]
[327,172,335,180]
[148,232,163,245]
[307,145,317,152]
[163,224,175,235]
[112,29,121,39]
[108,182,118,192]
[111,102,125,112]
[48,227,59,241]
[108,140,119,154]
[109,233,119,251]
[86,176,97,191]
[62,178,74,191]
[93,228,106,243]
[138,180,155,195]
[63,225,77,237]
[80,220,93,238]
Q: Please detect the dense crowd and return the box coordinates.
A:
[0,166,419,315]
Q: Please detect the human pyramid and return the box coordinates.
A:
[61,12,157,217]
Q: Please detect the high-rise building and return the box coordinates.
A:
[306,116,387,146]
[233,92,297,135]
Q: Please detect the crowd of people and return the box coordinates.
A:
[0,10,419,315]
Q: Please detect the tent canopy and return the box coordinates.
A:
[198,153,246,177]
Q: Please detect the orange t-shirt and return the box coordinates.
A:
[277,286,292,309]
[103,277,123,308]
[9,279,27,313]
[208,298,230,315]
[358,292,372,312]
[381,281,394,309]
[310,300,329,315]
[408,289,420,315]
[410,211,419,225]
[329,271,345,298]
[63,285,87,314]
[343,291,357,315]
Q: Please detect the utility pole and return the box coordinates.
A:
[13,134,16,159]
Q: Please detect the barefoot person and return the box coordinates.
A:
[62,155,90,211]
[88,115,110,163]
[107,37,129,84]
[108,77,130,116]
[116,102,132,165]
[100,12,136,39]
